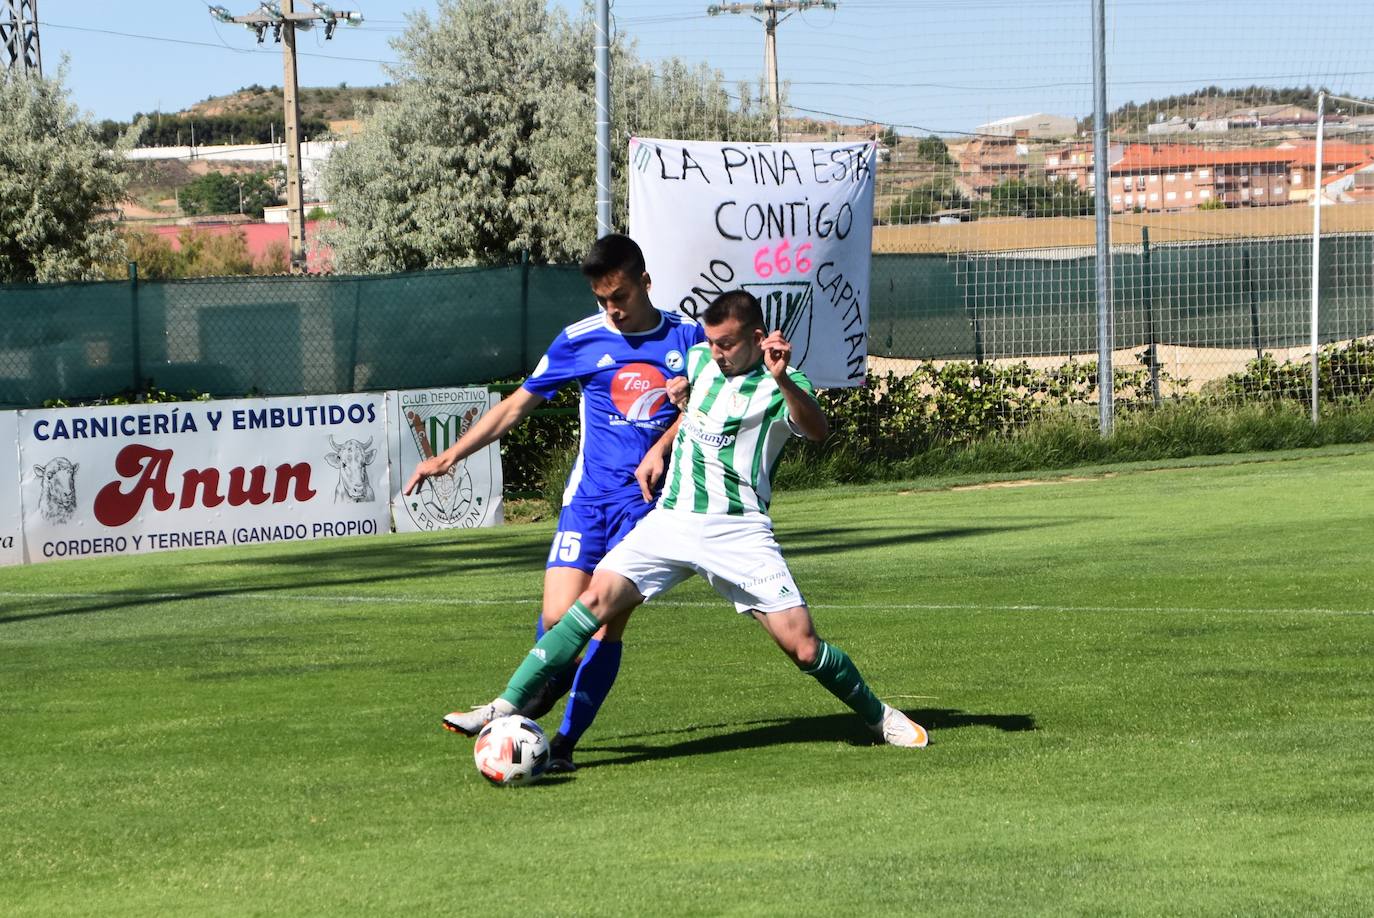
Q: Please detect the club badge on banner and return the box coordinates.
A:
[388,388,503,532]
[628,137,875,387]
[17,394,389,563]
[0,411,23,566]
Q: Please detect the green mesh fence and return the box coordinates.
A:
[0,263,590,408]
[1,239,1371,408]
[870,236,1374,364]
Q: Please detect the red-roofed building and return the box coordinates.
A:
[1045,141,1374,212]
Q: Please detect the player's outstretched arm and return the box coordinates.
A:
[403,387,545,495]
[761,331,829,442]
[635,413,684,501]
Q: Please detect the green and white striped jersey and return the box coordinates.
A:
[660,342,814,515]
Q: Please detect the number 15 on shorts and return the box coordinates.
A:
[548,531,582,563]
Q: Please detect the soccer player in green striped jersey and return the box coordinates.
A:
[446,290,929,750]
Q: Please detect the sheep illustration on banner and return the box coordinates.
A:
[628,137,874,387]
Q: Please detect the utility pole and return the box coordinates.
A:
[1,0,41,74]
[210,3,362,272]
[707,1,836,142]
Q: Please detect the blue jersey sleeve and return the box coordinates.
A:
[522,332,581,400]
[682,320,707,351]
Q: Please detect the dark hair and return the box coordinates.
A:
[580,233,646,280]
[703,289,765,330]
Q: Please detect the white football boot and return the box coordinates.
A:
[441,698,516,736]
[873,703,930,748]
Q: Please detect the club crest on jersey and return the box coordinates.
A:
[665,349,685,372]
[611,363,669,422]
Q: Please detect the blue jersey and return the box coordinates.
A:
[523,309,705,505]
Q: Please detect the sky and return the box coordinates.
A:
[31,1,1374,134]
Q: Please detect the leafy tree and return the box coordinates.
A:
[916,134,953,165]
[880,125,899,148]
[977,178,1095,218]
[0,65,134,282]
[320,0,771,272]
[884,176,968,224]
[179,169,281,218]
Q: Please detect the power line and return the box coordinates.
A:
[39,19,393,65]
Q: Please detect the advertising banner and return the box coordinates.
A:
[0,411,22,566]
[628,137,876,387]
[389,388,503,532]
[17,394,389,563]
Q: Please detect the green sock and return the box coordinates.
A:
[499,601,601,709]
[801,640,885,725]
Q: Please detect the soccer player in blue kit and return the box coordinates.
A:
[405,234,704,771]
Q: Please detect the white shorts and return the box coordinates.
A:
[599,507,806,614]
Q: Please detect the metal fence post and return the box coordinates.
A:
[347,278,362,392]
[1091,0,1114,435]
[1141,228,1160,407]
[520,249,531,373]
[1244,247,1263,364]
[128,261,142,393]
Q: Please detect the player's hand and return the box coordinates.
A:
[762,331,792,380]
[635,449,668,502]
[667,375,689,407]
[403,456,449,495]
[666,375,689,409]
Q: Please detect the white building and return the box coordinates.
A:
[124,141,344,202]
[975,113,1078,139]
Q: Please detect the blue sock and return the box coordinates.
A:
[535,613,546,641]
[558,639,623,746]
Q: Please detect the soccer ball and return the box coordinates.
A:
[473,715,550,786]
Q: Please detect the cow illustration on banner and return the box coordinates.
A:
[628,138,875,387]
[325,436,377,503]
[388,388,503,532]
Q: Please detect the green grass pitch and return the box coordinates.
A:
[4,445,1373,916]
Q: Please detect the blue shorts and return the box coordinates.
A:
[545,492,656,573]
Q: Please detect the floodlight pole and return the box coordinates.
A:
[1091,0,1113,435]
[595,0,612,237]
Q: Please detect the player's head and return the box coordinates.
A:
[703,290,767,376]
[581,234,653,329]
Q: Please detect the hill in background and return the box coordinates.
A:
[99,84,395,148]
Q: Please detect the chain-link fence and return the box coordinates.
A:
[610,0,1374,431]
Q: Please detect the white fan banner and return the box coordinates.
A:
[17,394,389,564]
[628,137,875,387]
[0,411,22,566]
[388,387,504,533]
